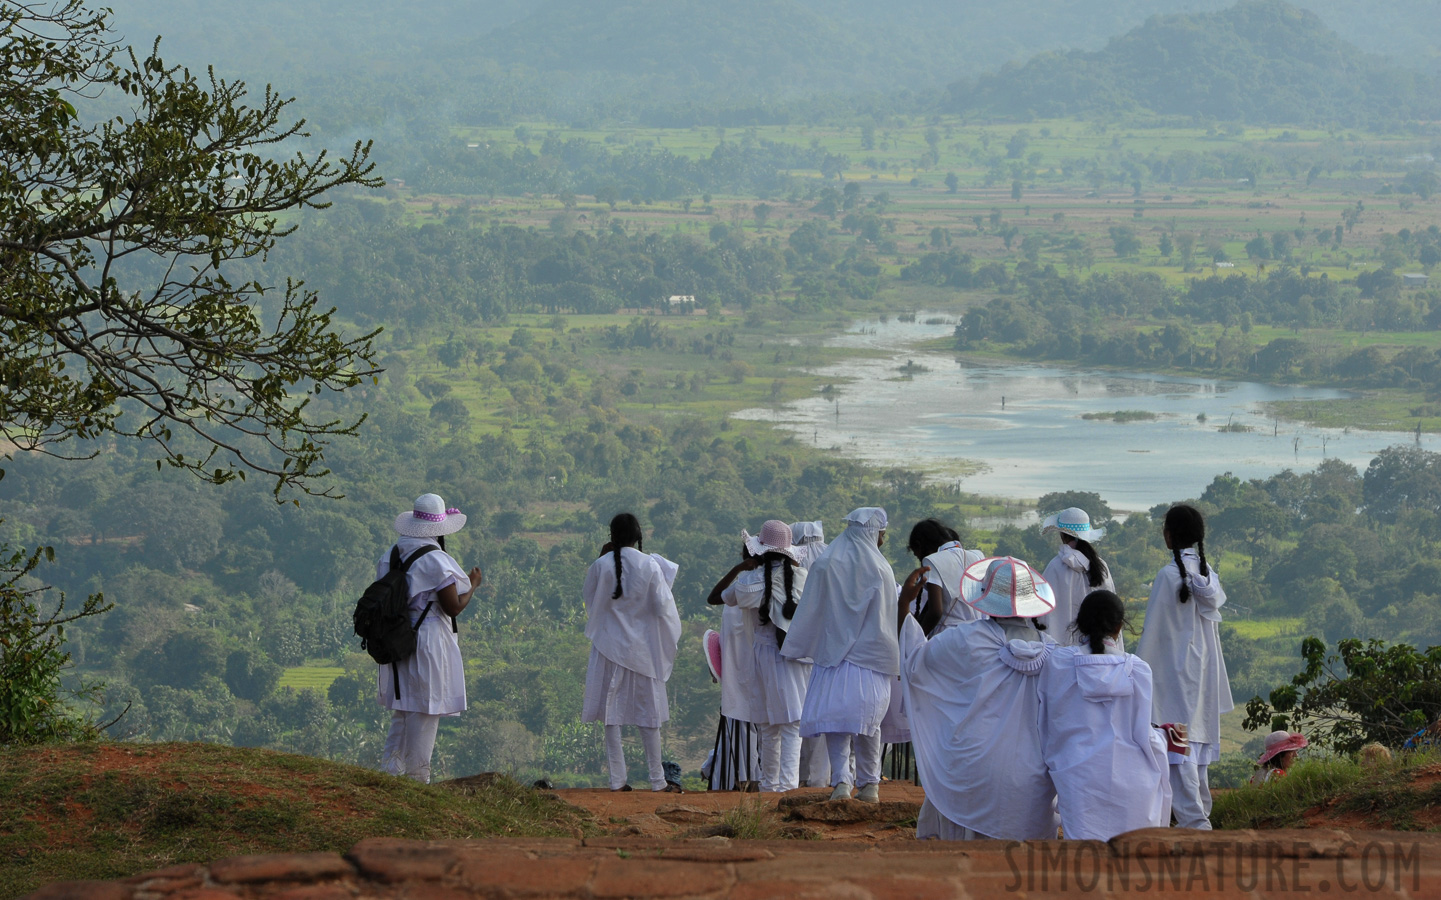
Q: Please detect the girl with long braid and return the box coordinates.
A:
[1136,503,1233,829]
[582,513,684,792]
[707,521,811,792]
[1039,508,1116,645]
[1038,591,1170,840]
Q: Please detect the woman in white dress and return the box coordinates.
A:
[1039,508,1116,645]
[783,507,897,803]
[1038,590,1171,840]
[582,513,684,792]
[377,493,483,784]
[790,519,835,787]
[1136,503,1233,830]
[901,556,1058,840]
[899,518,986,636]
[707,520,811,792]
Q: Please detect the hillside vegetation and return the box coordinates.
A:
[0,742,588,899]
[948,0,1441,126]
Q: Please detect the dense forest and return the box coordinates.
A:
[947,1,1441,126]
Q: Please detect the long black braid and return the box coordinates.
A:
[1164,504,1208,603]
[759,551,796,625]
[1065,536,1109,588]
[609,513,644,599]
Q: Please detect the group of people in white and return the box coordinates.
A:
[373,491,1236,842]
[580,501,1234,841]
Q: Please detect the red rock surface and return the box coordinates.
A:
[25,828,1439,898]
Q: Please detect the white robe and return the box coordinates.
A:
[782,518,898,675]
[900,616,1059,840]
[375,537,470,716]
[582,548,681,728]
[722,565,811,724]
[923,542,987,632]
[1136,549,1234,749]
[1039,546,1117,646]
[790,522,827,569]
[1037,645,1171,841]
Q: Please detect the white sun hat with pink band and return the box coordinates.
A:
[394,493,468,537]
[743,520,802,564]
[960,556,1057,618]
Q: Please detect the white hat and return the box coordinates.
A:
[394,493,468,537]
[743,520,801,564]
[1041,507,1106,542]
[961,556,1056,618]
[844,507,888,530]
[790,521,825,544]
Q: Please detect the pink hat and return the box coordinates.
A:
[703,629,722,682]
[961,556,1056,618]
[1257,731,1308,765]
[743,520,801,564]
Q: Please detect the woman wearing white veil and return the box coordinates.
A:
[783,507,897,802]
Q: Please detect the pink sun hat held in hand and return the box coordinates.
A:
[702,629,723,683]
[394,493,467,537]
[960,556,1057,618]
[1257,730,1308,766]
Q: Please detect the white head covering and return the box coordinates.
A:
[781,507,899,675]
[1041,507,1106,542]
[791,521,825,543]
[394,493,467,537]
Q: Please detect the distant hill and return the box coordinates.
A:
[945,0,1441,126]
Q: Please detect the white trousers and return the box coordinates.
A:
[1169,759,1214,830]
[759,721,802,792]
[606,723,666,791]
[825,731,881,788]
[917,797,994,841]
[382,710,441,783]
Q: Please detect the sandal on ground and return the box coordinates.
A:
[658,781,685,793]
[612,784,633,792]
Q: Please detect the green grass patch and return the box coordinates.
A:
[277,666,345,691]
[0,742,592,898]
[1227,618,1305,640]
[1080,410,1159,423]
[1211,749,1441,831]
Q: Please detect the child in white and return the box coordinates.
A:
[900,518,986,635]
[783,507,897,802]
[790,521,835,786]
[377,493,483,784]
[1038,507,1116,645]
[582,513,682,792]
[710,521,811,791]
[901,556,1059,840]
[1136,504,1233,829]
[1038,590,1170,840]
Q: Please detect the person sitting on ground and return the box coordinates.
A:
[901,556,1059,841]
[1250,731,1308,785]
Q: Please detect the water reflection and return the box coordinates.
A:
[737,315,1439,512]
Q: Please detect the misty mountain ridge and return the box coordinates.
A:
[947,0,1441,127]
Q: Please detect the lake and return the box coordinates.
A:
[737,316,1441,512]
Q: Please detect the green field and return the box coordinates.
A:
[278,666,345,692]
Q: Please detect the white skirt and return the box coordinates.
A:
[799,660,891,738]
[582,647,669,728]
[879,672,910,744]
[377,615,466,716]
[754,626,811,725]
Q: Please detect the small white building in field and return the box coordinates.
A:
[1404,274,1429,288]
[666,295,696,305]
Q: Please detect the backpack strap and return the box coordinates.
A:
[392,662,402,700]
[399,545,438,571]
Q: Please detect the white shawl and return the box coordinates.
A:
[1135,549,1234,744]
[900,616,1059,840]
[1038,646,1170,840]
[583,547,682,682]
[1039,546,1116,646]
[781,510,899,675]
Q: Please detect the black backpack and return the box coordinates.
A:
[353,544,451,699]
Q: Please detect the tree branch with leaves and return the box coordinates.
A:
[2,0,383,497]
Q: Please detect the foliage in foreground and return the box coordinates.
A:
[0,741,589,899]
[1211,749,1441,830]
[1244,637,1441,753]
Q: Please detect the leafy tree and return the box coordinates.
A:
[1108,226,1141,258]
[944,172,959,193]
[2,1,381,495]
[0,542,109,744]
[1244,637,1441,752]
